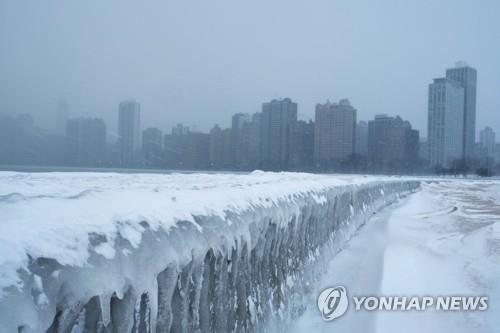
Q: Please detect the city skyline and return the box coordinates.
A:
[1,1,499,137]
[0,60,488,145]
[0,59,494,146]
[2,96,498,173]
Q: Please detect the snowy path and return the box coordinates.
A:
[291,180,500,333]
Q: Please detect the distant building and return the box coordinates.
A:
[172,123,190,136]
[232,113,250,129]
[118,100,141,166]
[474,142,489,166]
[427,78,464,168]
[368,114,419,172]
[355,121,368,157]
[55,100,69,136]
[209,125,223,168]
[290,120,314,170]
[314,99,356,168]
[479,126,496,159]
[0,114,35,165]
[142,127,163,166]
[248,113,262,168]
[446,63,477,161]
[186,132,210,169]
[260,98,298,170]
[231,113,251,169]
[209,125,233,169]
[0,114,68,166]
[419,138,429,162]
[164,124,189,169]
[164,124,209,169]
[495,143,500,164]
[66,118,106,166]
[17,113,35,130]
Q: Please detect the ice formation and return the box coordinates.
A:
[0,171,419,332]
[292,179,500,333]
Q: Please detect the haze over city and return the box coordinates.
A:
[1,0,499,137]
[2,2,500,332]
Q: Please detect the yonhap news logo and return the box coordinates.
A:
[317,286,488,321]
[317,286,349,321]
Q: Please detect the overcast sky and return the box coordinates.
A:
[1,0,499,138]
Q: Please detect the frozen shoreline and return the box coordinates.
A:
[0,171,418,332]
[292,180,500,333]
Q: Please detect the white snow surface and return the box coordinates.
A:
[292,179,500,333]
[0,171,405,297]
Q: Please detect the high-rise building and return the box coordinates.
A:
[368,114,419,171]
[118,100,141,166]
[290,120,314,170]
[66,118,106,166]
[142,128,162,151]
[185,132,210,169]
[142,127,163,166]
[260,98,298,170]
[248,113,262,168]
[427,78,464,168]
[231,113,251,168]
[209,125,232,169]
[445,63,477,160]
[479,126,496,159]
[495,143,500,164]
[164,124,209,170]
[172,123,190,136]
[314,99,356,168]
[164,125,189,169]
[419,138,429,162]
[209,125,224,168]
[355,121,368,157]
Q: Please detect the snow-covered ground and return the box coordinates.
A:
[292,180,500,333]
[2,171,497,332]
[0,171,418,332]
[0,171,404,295]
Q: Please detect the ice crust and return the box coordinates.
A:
[292,179,500,333]
[0,171,419,332]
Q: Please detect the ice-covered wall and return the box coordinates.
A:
[0,172,419,332]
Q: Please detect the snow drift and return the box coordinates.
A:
[0,172,419,332]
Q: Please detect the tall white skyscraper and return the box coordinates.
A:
[445,63,477,161]
[118,100,141,165]
[428,78,464,168]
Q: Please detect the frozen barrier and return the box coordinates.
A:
[0,173,419,332]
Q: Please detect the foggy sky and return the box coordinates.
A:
[1,0,499,139]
